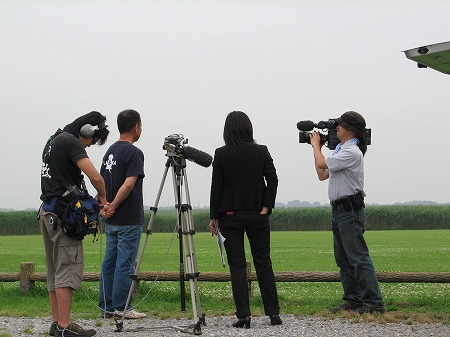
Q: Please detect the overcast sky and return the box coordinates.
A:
[1,0,449,211]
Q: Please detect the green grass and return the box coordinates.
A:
[1,230,450,324]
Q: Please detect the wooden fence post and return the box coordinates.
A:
[20,262,35,293]
[133,280,140,295]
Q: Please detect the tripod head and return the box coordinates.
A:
[163,134,213,168]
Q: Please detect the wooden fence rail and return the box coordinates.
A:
[2,262,450,294]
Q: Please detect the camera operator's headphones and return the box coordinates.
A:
[79,121,107,138]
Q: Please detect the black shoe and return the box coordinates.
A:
[55,322,96,337]
[232,315,251,329]
[358,304,386,314]
[330,302,361,314]
[270,314,282,325]
[49,322,58,336]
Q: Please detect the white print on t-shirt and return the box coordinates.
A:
[41,162,51,178]
[104,154,116,173]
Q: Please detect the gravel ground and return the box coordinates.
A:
[1,315,450,337]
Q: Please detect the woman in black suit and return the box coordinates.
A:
[209,111,282,328]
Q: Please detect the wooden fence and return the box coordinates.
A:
[2,262,450,294]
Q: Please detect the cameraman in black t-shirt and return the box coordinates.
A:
[39,111,110,337]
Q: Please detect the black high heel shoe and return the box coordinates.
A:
[232,315,251,328]
[270,314,282,325]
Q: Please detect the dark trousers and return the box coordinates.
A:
[219,211,280,318]
[332,206,384,308]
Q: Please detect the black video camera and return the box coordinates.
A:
[297,120,340,150]
[297,120,372,150]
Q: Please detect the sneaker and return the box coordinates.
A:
[55,322,96,337]
[49,322,58,336]
[358,304,386,314]
[329,301,361,314]
[114,308,147,319]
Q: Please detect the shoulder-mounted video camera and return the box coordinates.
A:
[297,119,371,150]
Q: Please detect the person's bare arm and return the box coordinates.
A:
[310,132,329,181]
[102,176,139,218]
[76,157,107,205]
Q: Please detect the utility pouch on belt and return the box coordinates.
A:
[342,198,352,211]
[61,190,100,241]
[349,193,365,210]
[42,197,69,230]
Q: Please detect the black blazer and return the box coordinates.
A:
[210,142,278,219]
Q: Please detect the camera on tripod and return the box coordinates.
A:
[297,119,372,150]
[118,132,208,334]
[163,133,186,149]
[163,134,213,168]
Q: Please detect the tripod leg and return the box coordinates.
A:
[180,168,206,330]
[115,164,170,330]
[170,164,187,312]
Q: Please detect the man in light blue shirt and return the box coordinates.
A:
[310,111,385,315]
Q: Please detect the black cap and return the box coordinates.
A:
[335,111,366,138]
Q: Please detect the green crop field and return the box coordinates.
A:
[1,229,449,323]
[1,205,450,235]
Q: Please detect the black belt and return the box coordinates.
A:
[331,193,365,211]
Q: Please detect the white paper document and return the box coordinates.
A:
[214,221,226,268]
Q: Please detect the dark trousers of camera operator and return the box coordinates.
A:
[331,199,384,310]
[219,210,280,318]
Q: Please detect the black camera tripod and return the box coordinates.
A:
[115,142,206,335]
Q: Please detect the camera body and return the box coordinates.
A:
[297,119,371,150]
[163,134,188,157]
[164,134,187,147]
[297,119,340,150]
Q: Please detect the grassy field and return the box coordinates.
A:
[1,230,450,324]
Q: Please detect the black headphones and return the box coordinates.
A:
[79,121,107,138]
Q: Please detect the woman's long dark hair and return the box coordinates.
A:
[223,111,255,151]
[64,111,109,145]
